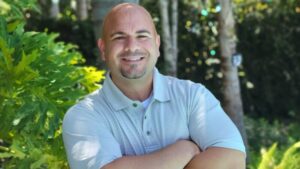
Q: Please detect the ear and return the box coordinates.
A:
[156,35,161,57]
[97,39,106,61]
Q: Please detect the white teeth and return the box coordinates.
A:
[123,57,143,61]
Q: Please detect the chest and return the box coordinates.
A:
[106,101,190,156]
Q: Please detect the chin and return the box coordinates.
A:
[121,70,147,79]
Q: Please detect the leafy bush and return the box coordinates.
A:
[0,0,38,21]
[246,117,292,151]
[0,15,104,169]
[248,142,300,169]
[25,18,98,66]
[245,116,300,168]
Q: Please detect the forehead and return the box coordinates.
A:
[103,5,156,36]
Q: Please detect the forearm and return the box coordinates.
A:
[102,140,199,169]
[184,147,246,169]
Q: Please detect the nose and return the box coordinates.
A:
[124,37,139,52]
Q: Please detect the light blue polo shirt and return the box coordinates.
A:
[62,68,245,169]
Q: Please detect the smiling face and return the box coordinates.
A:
[98,4,160,82]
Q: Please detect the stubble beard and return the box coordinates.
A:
[119,50,149,79]
[121,63,146,79]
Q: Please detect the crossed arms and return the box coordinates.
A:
[63,83,246,169]
[102,140,246,169]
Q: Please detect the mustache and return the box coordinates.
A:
[119,51,147,58]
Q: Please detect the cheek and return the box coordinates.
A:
[150,44,160,57]
[106,44,122,57]
[141,41,159,52]
[107,41,124,50]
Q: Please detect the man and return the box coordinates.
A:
[62,3,246,169]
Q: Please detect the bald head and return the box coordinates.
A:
[101,3,157,40]
[97,2,161,86]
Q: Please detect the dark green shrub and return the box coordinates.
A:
[236,0,300,120]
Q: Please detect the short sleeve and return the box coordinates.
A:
[62,103,122,169]
[188,85,246,153]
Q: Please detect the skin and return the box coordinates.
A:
[103,140,200,169]
[98,3,246,169]
[98,3,160,101]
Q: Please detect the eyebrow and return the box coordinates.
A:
[110,32,125,38]
[136,30,151,35]
[110,29,151,38]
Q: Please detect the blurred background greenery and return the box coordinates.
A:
[0,0,299,168]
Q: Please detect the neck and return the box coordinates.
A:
[111,74,153,101]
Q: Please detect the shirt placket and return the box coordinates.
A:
[142,103,160,153]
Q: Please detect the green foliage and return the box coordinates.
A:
[0,0,10,15]
[258,143,277,169]
[249,142,300,169]
[177,0,221,82]
[159,0,300,120]
[245,116,300,168]
[277,142,300,169]
[0,15,104,168]
[25,18,97,66]
[0,0,39,21]
[245,117,294,151]
[141,0,224,95]
[236,0,300,120]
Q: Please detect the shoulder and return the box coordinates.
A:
[63,89,110,131]
[160,74,220,112]
[64,89,102,116]
[162,74,208,96]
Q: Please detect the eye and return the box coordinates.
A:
[137,34,149,39]
[112,36,125,40]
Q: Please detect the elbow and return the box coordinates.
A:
[227,150,246,169]
[101,161,117,169]
[101,157,126,169]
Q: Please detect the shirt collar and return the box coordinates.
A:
[101,68,170,111]
[152,68,170,102]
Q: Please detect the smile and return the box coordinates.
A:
[121,56,145,62]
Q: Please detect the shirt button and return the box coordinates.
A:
[144,116,147,119]
[132,103,138,107]
[146,131,151,136]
